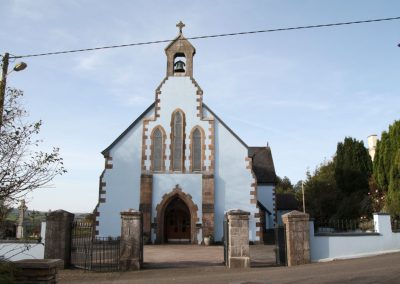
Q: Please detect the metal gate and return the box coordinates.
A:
[275,225,287,266]
[71,222,121,271]
[223,217,229,266]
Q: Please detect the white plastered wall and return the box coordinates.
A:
[214,119,259,242]
[97,76,264,241]
[97,110,153,237]
[257,184,275,228]
[310,214,400,262]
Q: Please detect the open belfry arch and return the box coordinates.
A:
[94,22,277,244]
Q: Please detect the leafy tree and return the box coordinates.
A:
[303,137,372,220]
[302,161,341,220]
[275,176,295,194]
[373,120,400,218]
[0,200,12,222]
[0,88,66,204]
[368,176,385,213]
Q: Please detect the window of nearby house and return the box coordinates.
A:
[172,111,184,171]
[152,127,163,171]
[192,128,202,171]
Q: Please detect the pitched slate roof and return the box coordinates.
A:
[248,146,277,184]
[276,193,299,211]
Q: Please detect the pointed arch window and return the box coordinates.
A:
[192,128,202,171]
[172,111,184,171]
[152,127,164,171]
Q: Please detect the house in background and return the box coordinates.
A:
[276,193,299,226]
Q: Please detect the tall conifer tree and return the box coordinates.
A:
[374,121,400,217]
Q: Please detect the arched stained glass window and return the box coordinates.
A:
[172,112,183,171]
[152,128,163,171]
[192,128,202,171]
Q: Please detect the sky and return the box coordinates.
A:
[1,0,399,213]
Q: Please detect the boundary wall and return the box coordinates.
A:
[310,213,400,262]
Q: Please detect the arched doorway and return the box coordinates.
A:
[155,186,198,244]
[164,197,190,243]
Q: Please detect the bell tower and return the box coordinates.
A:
[165,21,196,77]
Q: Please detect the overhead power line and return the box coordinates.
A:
[7,16,400,59]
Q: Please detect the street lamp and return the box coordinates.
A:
[0,52,27,128]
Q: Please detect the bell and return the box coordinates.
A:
[174,60,185,73]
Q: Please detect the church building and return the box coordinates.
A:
[94,22,277,244]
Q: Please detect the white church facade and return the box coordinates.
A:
[94,23,277,244]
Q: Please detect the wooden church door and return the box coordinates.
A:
[165,197,190,243]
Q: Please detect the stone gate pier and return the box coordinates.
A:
[120,209,143,270]
[282,210,310,266]
[225,209,250,268]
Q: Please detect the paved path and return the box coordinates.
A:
[59,252,400,283]
[143,244,276,268]
[144,244,225,268]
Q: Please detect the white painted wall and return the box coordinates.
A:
[98,76,264,242]
[0,222,46,261]
[144,77,212,172]
[257,184,275,228]
[214,119,259,242]
[310,214,400,262]
[97,110,152,237]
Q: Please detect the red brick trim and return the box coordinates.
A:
[190,77,203,118]
[140,174,153,242]
[245,156,260,241]
[141,120,150,171]
[94,169,106,235]
[105,156,113,169]
[154,77,169,117]
[140,78,170,173]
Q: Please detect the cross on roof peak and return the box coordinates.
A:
[176,21,185,34]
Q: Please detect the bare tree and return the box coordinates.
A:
[0,88,66,203]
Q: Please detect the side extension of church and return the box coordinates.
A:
[94,23,276,244]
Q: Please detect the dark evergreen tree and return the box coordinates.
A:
[303,137,372,220]
[373,120,400,218]
[275,176,295,194]
[333,137,372,219]
[334,137,372,195]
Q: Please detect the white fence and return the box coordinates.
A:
[310,213,400,262]
[0,222,46,261]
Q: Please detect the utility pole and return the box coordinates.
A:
[302,181,306,213]
[0,53,27,129]
[0,52,10,129]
